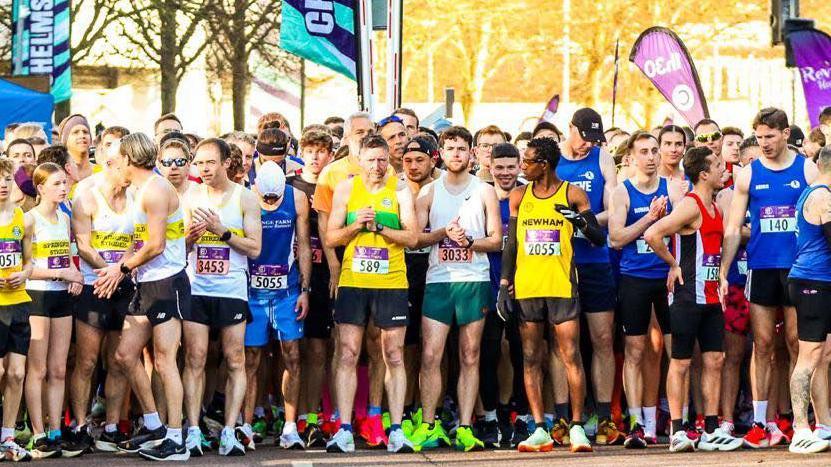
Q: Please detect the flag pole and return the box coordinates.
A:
[612,38,620,127]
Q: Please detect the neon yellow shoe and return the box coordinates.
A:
[454,426,485,452]
[410,422,451,449]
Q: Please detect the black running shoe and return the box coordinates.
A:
[117,425,166,453]
[60,435,89,458]
[32,436,62,459]
[624,423,648,449]
[96,430,127,452]
[510,418,530,448]
[479,420,501,449]
[304,423,327,448]
[138,438,190,461]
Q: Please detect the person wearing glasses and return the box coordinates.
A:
[693,119,723,163]
[181,138,262,457]
[720,107,818,449]
[153,113,184,146]
[378,115,409,174]
[473,125,507,184]
[157,133,195,197]
[555,107,621,446]
[499,137,603,453]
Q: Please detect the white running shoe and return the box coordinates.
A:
[218,431,245,456]
[387,429,416,453]
[669,430,696,453]
[236,424,256,451]
[1,438,33,462]
[766,421,787,446]
[698,428,742,451]
[279,431,305,450]
[326,428,355,453]
[814,424,831,441]
[790,428,830,454]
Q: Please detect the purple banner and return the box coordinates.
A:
[540,94,560,123]
[789,28,831,127]
[629,27,709,127]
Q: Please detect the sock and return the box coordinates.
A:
[781,412,793,421]
[341,423,352,432]
[630,407,643,425]
[188,425,201,436]
[705,415,718,434]
[643,406,657,435]
[105,423,117,434]
[118,420,131,435]
[143,412,162,431]
[597,402,612,419]
[555,403,569,420]
[254,406,265,418]
[1,427,13,441]
[671,419,683,436]
[752,400,768,425]
[368,406,382,417]
[298,414,307,422]
[544,412,555,424]
[47,429,61,441]
[390,424,401,432]
[682,405,689,423]
[403,404,414,416]
[307,413,319,425]
[283,422,297,435]
[484,410,497,422]
[166,427,183,444]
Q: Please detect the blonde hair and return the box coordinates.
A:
[12,123,48,142]
[32,162,64,205]
[120,133,158,169]
[0,158,14,177]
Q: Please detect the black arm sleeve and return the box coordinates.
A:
[579,210,606,247]
[500,217,518,282]
[823,222,831,249]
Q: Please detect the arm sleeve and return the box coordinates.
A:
[500,217,518,282]
[579,210,606,247]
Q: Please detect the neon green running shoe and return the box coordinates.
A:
[410,422,451,449]
[412,408,423,427]
[401,419,415,437]
[382,412,391,431]
[454,426,485,452]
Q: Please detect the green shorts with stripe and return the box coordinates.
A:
[422,281,492,326]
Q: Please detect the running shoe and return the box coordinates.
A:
[31,435,61,459]
[410,422,451,450]
[790,428,830,454]
[96,430,127,452]
[643,432,658,445]
[90,396,106,420]
[411,408,423,427]
[235,424,256,451]
[698,428,742,451]
[669,430,695,453]
[479,419,501,449]
[767,421,788,446]
[454,426,485,452]
[13,421,31,446]
[511,418,530,448]
[743,422,770,448]
[303,423,327,448]
[279,431,305,450]
[401,419,415,437]
[360,415,388,448]
[138,438,190,461]
[498,418,514,448]
[623,423,647,449]
[684,422,700,443]
[569,424,593,452]
[814,424,831,441]
[778,415,795,441]
[321,418,341,437]
[297,419,307,435]
[584,414,598,438]
[218,432,245,456]
[251,417,267,443]
[596,416,623,445]
[326,428,355,453]
[694,414,705,433]
[1,437,32,462]
[549,417,570,445]
[185,429,203,457]
[117,425,166,453]
[517,427,554,452]
[60,435,88,458]
[387,428,416,453]
[382,412,391,432]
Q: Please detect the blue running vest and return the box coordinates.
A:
[790,184,831,282]
[248,185,299,297]
[556,146,609,264]
[619,178,671,279]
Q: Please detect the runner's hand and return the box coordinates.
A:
[187,221,208,244]
[62,268,83,285]
[296,292,309,321]
[68,281,83,296]
[496,283,515,322]
[93,263,124,299]
[667,265,684,293]
[718,275,729,308]
[328,262,340,299]
[554,204,588,230]
[192,208,224,235]
[648,196,667,222]
[4,271,27,289]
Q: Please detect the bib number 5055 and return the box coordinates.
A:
[251,275,286,290]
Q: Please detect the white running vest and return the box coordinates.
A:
[133,176,186,283]
[27,209,71,291]
[186,183,249,301]
[80,187,135,285]
[426,174,491,284]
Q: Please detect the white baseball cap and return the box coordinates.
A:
[255,161,286,198]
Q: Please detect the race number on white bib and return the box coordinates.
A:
[701,254,721,282]
[524,229,561,256]
[250,264,288,290]
[352,247,390,274]
[636,236,669,254]
[759,206,796,234]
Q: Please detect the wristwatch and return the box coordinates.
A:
[219,230,232,242]
[376,223,385,233]
[464,235,474,248]
[301,286,312,294]
[120,263,132,274]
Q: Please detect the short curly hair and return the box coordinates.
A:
[527,137,562,168]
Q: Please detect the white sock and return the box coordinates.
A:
[187,425,201,436]
[1,427,14,441]
[283,422,297,435]
[643,406,657,435]
[484,410,497,422]
[105,423,117,434]
[682,406,689,423]
[144,412,162,431]
[630,407,643,425]
[165,428,183,444]
[753,400,768,425]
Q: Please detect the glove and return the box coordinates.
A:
[496,284,515,322]
[555,204,588,230]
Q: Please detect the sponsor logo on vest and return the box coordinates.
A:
[754,184,769,190]
[381,198,393,208]
[634,206,650,214]
[786,180,801,189]
[522,218,565,227]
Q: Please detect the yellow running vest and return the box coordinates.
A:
[0,208,30,305]
[339,176,407,289]
[515,182,576,299]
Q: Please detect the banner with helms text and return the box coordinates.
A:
[629,27,709,127]
[788,28,831,127]
[281,0,358,81]
[11,0,72,103]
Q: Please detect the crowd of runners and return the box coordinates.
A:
[0,104,831,461]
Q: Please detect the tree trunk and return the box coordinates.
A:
[231,0,248,130]
[159,1,179,114]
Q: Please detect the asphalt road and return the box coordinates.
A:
[50,444,831,466]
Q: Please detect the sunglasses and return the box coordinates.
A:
[159,157,188,168]
[696,131,722,143]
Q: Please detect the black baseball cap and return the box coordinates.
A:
[788,125,805,148]
[404,135,437,158]
[571,108,606,143]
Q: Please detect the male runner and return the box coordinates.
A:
[102,133,190,461]
[394,108,420,138]
[157,133,195,197]
[608,132,681,447]
[410,126,502,452]
[500,137,603,453]
[58,114,100,183]
[154,114,184,145]
[0,158,34,462]
[720,108,817,448]
[378,115,409,173]
[182,138,262,456]
[786,146,831,454]
[473,125,507,184]
[324,135,418,454]
[644,146,742,453]
[721,127,744,188]
[556,107,621,444]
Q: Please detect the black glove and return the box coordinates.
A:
[555,204,588,230]
[496,283,515,322]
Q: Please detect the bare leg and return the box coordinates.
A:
[242,347,262,424]
[554,320,586,422]
[791,340,826,430]
[720,331,746,423]
[380,327,407,425]
[366,324,385,411]
[182,321,209,428]
[418,317,450,421]
[2,354,27,431]
[103,330,129,427]
[749,304,779,404]
[279,339,302,424]
[519,322,545,423]
[24,316,50,434]
[153,319,184,429]
[45,317,73,432]
[301,338,328,417]
[114,316,155,414]
[667,358,691,432]
[334,324,365,425]
[701,352,725,417]
[70,320,104,427]
[585,312,614,408]
[456,319,485,426]
[623,335,646,415]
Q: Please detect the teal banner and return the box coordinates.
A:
[11,0,72,103]
[280,0,357,80]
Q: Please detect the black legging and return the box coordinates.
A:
[479,310,527,414]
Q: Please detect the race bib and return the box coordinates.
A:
[47,256,70,270]
[438,238,472,263]
[701,253,721,282]
[352,246,389,274]
[0,241,22,269]
[133,223,147,251]
[759,205,796,234]
[737,250,748,276]
[311,236,324,264]
[250,264,288,290]
[524,229,561,256]
[636,236,669,254]
[99,250,125,264]
[196,246,230,275]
